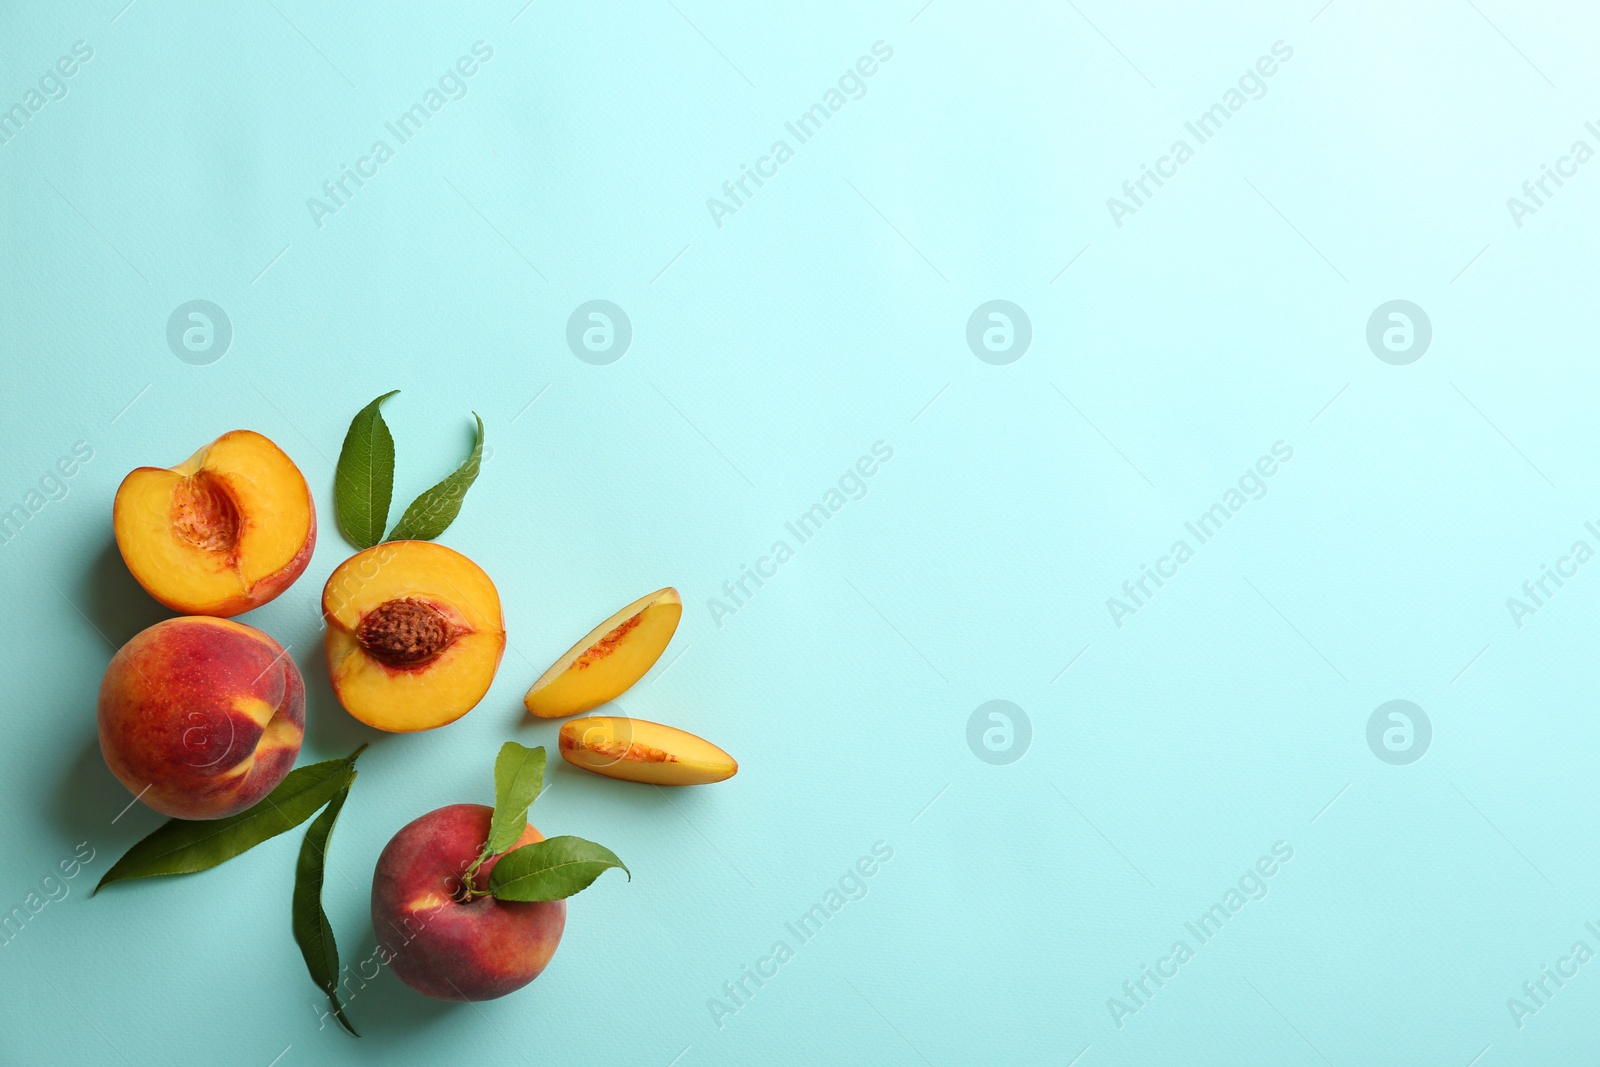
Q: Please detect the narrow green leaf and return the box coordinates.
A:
[293,777,359,1037]
[386,412,484,542]
[95,746,366,894]
[335,390,399,549]
[488,836,629,902]
[486,743,546,857]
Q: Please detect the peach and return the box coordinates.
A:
[98,617,305,820]
[524,587,681,718]
[372,804,565,1001]
[322,541,505,732]
[559,716,737,785]
[113,430,316,617]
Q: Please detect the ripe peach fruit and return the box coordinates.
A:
[113,430,316,617]
[322,542,505,732]
[524,587,681,718]
[559,716,737,785]
[98,617,306,820]
[372,804,565,1001]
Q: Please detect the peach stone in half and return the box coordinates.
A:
[323,541,505,732]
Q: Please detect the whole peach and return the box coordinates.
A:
[98,617,305,820]
[372,804,566,1001]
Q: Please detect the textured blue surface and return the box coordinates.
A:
[3,1,1599,1064]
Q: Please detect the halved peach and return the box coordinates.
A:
[322,541,505,732]
[113,430,315,616]
[524,588,681,718]
[559,716,736,785]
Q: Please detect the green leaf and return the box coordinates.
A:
[335,390,399,549]
[487,836,629,902]
[386,412,484,542]
[95,746,366,894]
[486,743,546,857]
[292,776,359,1037]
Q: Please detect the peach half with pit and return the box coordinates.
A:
[113,430,316,617]
[322,541,505,732]
[523,587,681,719]
[98,616,306,820]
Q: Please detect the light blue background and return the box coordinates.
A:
[3,0,1598,1064]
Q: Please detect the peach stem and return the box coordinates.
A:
[458,843,495,900]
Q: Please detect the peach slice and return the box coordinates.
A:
[322,541,505,732]
[558,716,737,785]
[523,588,681,719]
[113,430,316,617]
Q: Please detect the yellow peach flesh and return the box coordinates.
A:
[322,541,505,732]
[524,588,681,718]
[558,716,737,785]
[113,430,314,616]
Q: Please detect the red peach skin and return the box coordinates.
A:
[372,804,566,1001]
[98,617,305,820]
